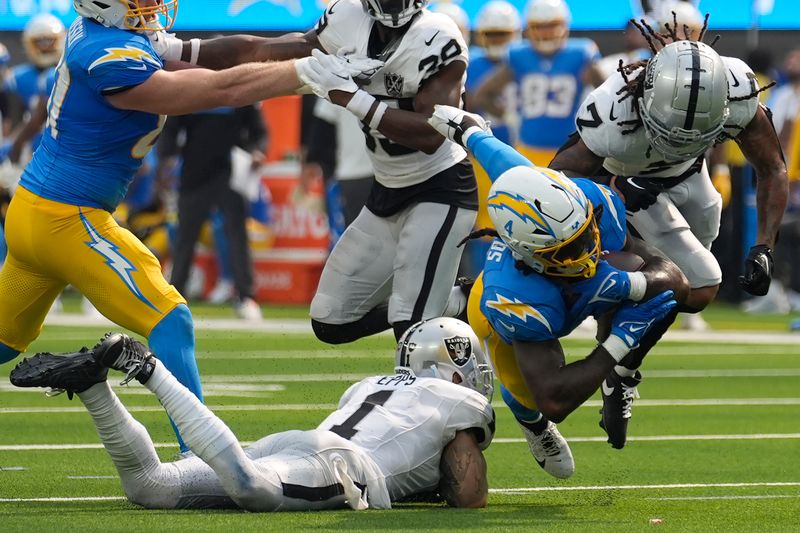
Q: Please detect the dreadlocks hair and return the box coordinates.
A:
[458,228,499,248]
[614,12,736,134]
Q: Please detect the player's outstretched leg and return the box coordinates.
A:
[10,346,108,398]
[599,369,642,449]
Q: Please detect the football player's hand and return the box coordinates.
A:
[427,104,491,147]
[612,176,661,213]
[295,49,359,99]
[738,244,773,296]
[148,31,183,61]
[335,46,383,81]
[609,290,676,350]
[570,260,645,314]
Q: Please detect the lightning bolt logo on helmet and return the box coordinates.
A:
[487,165,600,278]
[80,212,160,312]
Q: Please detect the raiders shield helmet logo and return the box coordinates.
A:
[384,72,404,98]
[444,335,472,367]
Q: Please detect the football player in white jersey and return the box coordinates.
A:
[150,1,478,344]
[10,317,495,511]
[549,24,788,444]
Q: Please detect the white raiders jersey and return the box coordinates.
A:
[575,55,760,178]
[316,373,495,502]
[314,0,469,188]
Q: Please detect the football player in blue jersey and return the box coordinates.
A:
[473,0,599,167]
[0,0,381,452]
[428,104,689,474]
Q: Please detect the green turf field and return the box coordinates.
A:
[2,314,799,532]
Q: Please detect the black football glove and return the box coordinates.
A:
[738,244,774,296]
[615,177,661,212]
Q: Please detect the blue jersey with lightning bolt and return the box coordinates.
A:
[465,130,627,342]
[19,17,164,212]
[507,39,599,149]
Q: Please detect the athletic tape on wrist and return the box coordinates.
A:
[601,335,631,363]
[368,101,388,130]
[627,272,647,302]
[189,38,201,65]
[345,90,377,121]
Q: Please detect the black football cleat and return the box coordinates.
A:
[10,348,108,399]
[599,370,642,449]
[92,332,156,385]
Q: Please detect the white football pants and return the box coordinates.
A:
[627,162,723,289]
[77,362,390,511]
[310,202,476,325]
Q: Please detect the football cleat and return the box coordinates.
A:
[92,333,156,385]
[599,370,642,449]
[519,420,575,479]
[10,348,108,399]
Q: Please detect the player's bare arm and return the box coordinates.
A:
[472,64,513,119]
[548,137,605,177]
[9,96,47,164]
[622,236,690,303]
[330,60,466,154]
[512,338,619,423]
[439,430,488,508]
[106,61,302,116]
[189,30,320,70]
[736,105,789,250]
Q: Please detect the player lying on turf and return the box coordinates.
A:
[428,105,689,476]
[10,318,494,511]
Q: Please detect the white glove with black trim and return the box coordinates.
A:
[295,49,365,99]
[335,46,383,81]
[427,104,491,148]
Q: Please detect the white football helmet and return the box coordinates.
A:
[361,0,428,28]
[524,0,570,54]
[22,14,66,68]
[476,1,522,60]
[488,165,600,278]
[73,0,178,32]
[429,2,470,43]
[638,41,729,162]
[396,317,494,400]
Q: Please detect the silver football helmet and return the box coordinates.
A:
[638,40,729,161]
[396,317,494,400]
[361,0,428,28]
[73,0,178,32]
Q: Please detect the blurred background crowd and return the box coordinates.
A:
[0,0,798,325]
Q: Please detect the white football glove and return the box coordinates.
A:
[295,49,361,99]
[148,31,184,61]
[427,104,491,147]
[335,46,383,81]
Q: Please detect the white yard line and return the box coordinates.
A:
[651,495,800,501]
[3,433,799,452]
[489,482,800,494]
[2,397,800,415]
[43,314,800,344]
[3,483,798,503]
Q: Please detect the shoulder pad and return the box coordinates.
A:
[723,56,759,130]
[315,0,366,54]
[575,76,633,158]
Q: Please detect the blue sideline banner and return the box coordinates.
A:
[0,0,797,31]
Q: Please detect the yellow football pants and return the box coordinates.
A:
[0,187,185,351]
[467,273,539,410]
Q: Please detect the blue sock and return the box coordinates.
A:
[0,342,20,364]
[501,384,544,425]
[148,304,203,452]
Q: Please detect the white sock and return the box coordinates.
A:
[145,361,242,462]
[614,365,638,378]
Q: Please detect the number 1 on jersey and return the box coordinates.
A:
[329,390,394,440]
